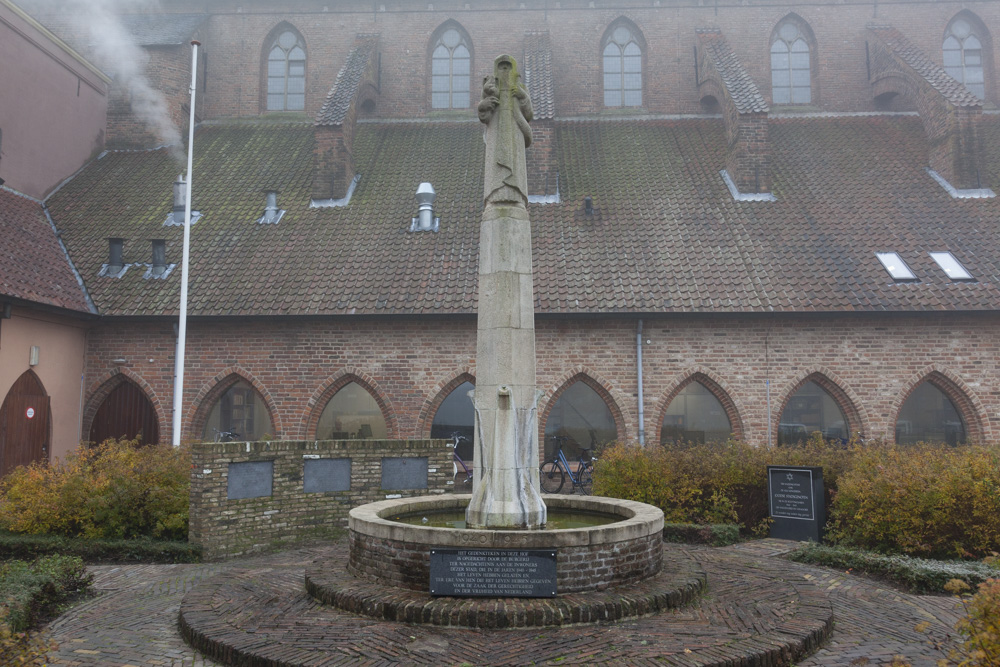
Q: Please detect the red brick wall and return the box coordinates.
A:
[159,0,1000,122]
[82,313,1000,451]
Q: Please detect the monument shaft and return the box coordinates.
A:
[466,55,546,529]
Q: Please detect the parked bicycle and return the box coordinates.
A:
[539,435,596,494]
[213,428,241,442]
[448,432,473,488]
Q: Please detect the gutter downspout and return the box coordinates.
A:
[637,319,645,445]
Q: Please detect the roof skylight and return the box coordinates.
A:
[929,252,973,281]
[876,252,916,281]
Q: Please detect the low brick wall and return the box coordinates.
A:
[189,439,450,559]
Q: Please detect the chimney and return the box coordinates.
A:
[151,239,166,277]
[107,238,124,274]
[172,175,186,225]
[409,182,439,232]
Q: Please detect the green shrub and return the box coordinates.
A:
[593,437,854,533]
[662,522,741,547]
[0,555,92,632]
[951,578,1000,667]
[0,531,201,564]
[827,443,1000,559]
[0,438,190,541]
[787,544,1000,594]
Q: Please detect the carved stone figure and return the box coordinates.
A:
[479,54,533,210]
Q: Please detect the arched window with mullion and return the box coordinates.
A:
[431,28,471,109]
[944,17,986,100]
[267,30,306,111]
[771,20,811,104]
[603,24,642,107]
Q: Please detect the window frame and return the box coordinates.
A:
[943,15,988,101]
[429,24,472,110]
[264,27,307,112]
[601,20,645,109]
[769,15,817,106]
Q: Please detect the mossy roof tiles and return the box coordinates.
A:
[45,115,1000,317]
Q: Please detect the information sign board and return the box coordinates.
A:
[429,548,557,598]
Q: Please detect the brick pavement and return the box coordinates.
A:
[41,539,964,666]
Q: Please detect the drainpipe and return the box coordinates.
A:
[637,319,645,445]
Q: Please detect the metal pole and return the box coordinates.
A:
[172,41,199,447]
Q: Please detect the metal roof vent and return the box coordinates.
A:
[409,182,439,232]
[584,196,593,216]
[151,239,166,276]
[259,191,285,224]
[164,175,202,226]
[100,237,127,278]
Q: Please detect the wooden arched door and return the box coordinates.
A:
[0,371,50,477]
[89,380,159,446]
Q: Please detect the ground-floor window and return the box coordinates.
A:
[202,380,274,441]
[430,381,475,461]
[544,381,617,460]
[90,380,159,445]
[896,383,966,446]
[316,382,387,439]
[778,381,849,445]
[661,381,732,445]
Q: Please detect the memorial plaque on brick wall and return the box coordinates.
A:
[228,460,273,500]
[767,465,824,542]
[303,458,351,493]
[429,549,557,597]
[381,456,428,490]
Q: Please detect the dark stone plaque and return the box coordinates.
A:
[429,549,557,598]
[303,458,351,493]
[768,465,824,542]
[228,460,273,500]
[381,456,428,490]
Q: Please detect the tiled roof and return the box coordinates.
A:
[44,115,1000,317]
[523,32,555,120]
[868,25,982,107]
[0,188,91,312]
[696,30,769,114]
[316,37,378,126]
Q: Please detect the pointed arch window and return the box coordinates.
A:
[267,30,306,111]
[544,381,617,460]
[661,381,732,445]
[317,382,387,440]
[771,21,812,104]
[778,381,848,445]
[944,18,985,100]
[896,383,966,446]
[603,24,642,107]
[430,381,475,460]
[202,380,274,441]
[431,28,471,109]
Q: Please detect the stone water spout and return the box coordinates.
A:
[465,54,547,529]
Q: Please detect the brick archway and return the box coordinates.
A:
[416,370,476,439]
[655,369,745,444]
[303,369,398,440]
[772,370,866,445]
[189,368,281,442]
[539,368,630,455]
[890,368,986,444]
[83,369,165,447]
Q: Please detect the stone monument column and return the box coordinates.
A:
[466,54,547,529]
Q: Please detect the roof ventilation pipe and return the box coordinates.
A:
[151,239,166,277]
[584,196,593,215]
[172,175,186,225]
[410,182,439,232]
[262,192,279,223]
[107,238,124,274]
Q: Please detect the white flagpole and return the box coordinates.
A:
[172,40,200,447]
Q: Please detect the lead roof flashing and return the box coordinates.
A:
[926,168,996,199]
[311,174,361,208]
[720,170,775,202]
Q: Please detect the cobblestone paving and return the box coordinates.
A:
[42,539,964,666]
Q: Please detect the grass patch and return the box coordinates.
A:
[0,531,201,564]
[663,523,741,547]
[787,543,1000,594]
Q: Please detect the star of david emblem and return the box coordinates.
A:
[786,473,794,481]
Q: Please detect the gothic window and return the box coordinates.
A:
[267,30,306,111]
[603,24,643,107]
[661,381,732,445]
[944,17,985,100]
[202,380,274,441]
[778,381,849,445]
[430,381,475,461]
[771,20,812,104]
[896,383,966,446]
[431,28,471,109]
[316,382,387,440]
[544,381,618,460]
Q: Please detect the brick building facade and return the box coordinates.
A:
[4,0,1000,464]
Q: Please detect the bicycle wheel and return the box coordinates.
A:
[539,461,564,494]
[577,465,593,495]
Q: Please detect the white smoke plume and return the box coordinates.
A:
[67,0,185,157]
